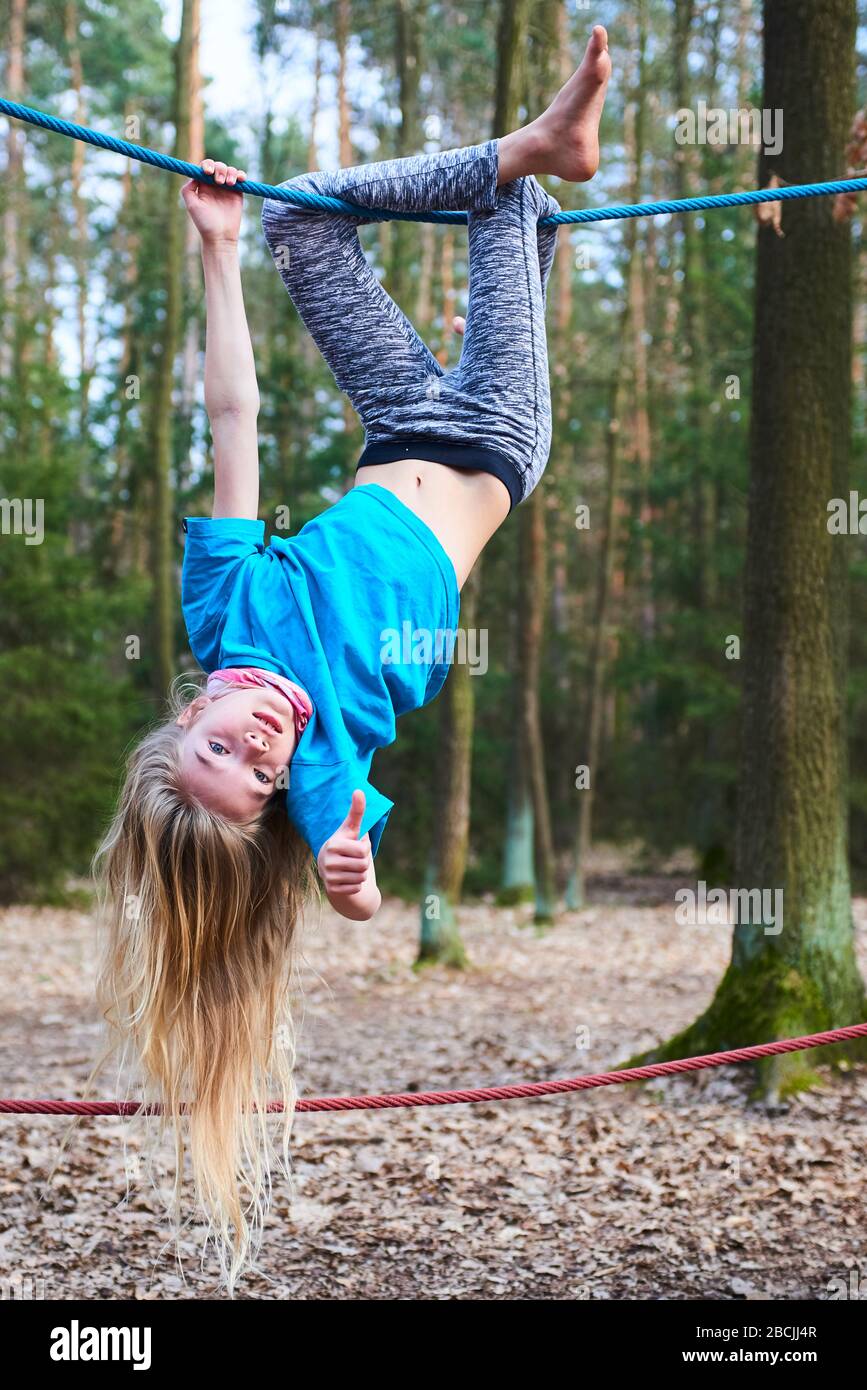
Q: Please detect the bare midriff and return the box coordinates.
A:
[355,458,511,589]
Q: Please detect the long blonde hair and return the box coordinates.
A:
[92,679,316,1292]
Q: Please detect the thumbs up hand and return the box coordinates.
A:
[317,790,379,917]
[339,788,366,842]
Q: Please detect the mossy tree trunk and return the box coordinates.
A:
[643,0,866,1096]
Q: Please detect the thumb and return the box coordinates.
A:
[453,315,466,336]
[341,788,366,839]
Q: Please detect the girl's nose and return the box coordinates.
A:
[245,729,268,750]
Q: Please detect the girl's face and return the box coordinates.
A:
[177,687,298,821]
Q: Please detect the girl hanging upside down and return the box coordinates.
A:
[95,27,611,1290]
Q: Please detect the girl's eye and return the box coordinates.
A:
[208,741,228,756]
[254,769,271,784]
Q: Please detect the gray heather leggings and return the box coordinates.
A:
[261,139,561,509]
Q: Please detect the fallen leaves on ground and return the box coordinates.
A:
[1,867,865,1301]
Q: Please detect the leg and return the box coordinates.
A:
[261,144,499,428]
[448,173,562,503]
[440,22,611,502]
[263,21,611,561]
[342,23,611,507]
[351,170,561,509]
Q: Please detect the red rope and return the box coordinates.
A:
[2,1022,866,1116]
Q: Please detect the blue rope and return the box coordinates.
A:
[4,95,867,227]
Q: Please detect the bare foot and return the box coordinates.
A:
[498,26,611,185]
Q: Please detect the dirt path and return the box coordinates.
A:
[1,882,865,1300]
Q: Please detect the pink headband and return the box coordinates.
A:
[206,667,313,736]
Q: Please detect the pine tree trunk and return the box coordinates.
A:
[567,28,648,906]
[418,570,476,968]
[673,0,730,871]
[307,29,323,173]
[106,125,139,579]
[542,5,577,862]
[672,0,714,610]
[334,0,359,451]
[499,600,534,905]
[180,0,203,436]
[435,228,454,366]
[150,0,194,695]
[391,0,424,314]
[64,2,91,430]
[492,0,527,133]
[503,0,557,924]
[417,220,434,335]
[642,0,866,1096]
[419,0,529,960]
[567,381,623,908]
[336,0,353,167]
[628,3,654,651]
[518,485,556,922]
[1,0,26,381]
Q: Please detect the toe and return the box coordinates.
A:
[580,25,610,83]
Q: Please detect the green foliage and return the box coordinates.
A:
[3,0,867,911]
[0,367,144,901]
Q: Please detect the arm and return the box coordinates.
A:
[317,790,382,921]
[181,160,260,520]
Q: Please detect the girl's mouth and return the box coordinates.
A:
[253,711,283,736]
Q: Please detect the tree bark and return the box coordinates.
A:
[150,0,194,695]
[307,27,323,173]
[566,380,624,908]
[417,220,434,336]
[672,0,715,611]
[418,568,476,968]
[508,0,556,924]
[390,0,425,313]
[180,0,204,432]
[435,228,454,366]
[64,1,91,430]
[492,0,527,135]
[641,0,866,1095]
[518,477,556,921]
[335,0,360,451]
[567,18,651,908]
[419,0,529,960]
[105,119,140,580]
[627,2,654,651]
[336,0,353,167]
[497,0,534,909]
[1,0,26,381]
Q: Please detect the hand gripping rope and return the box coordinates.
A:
[4,97,867,227]
[0,98,865,1118]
